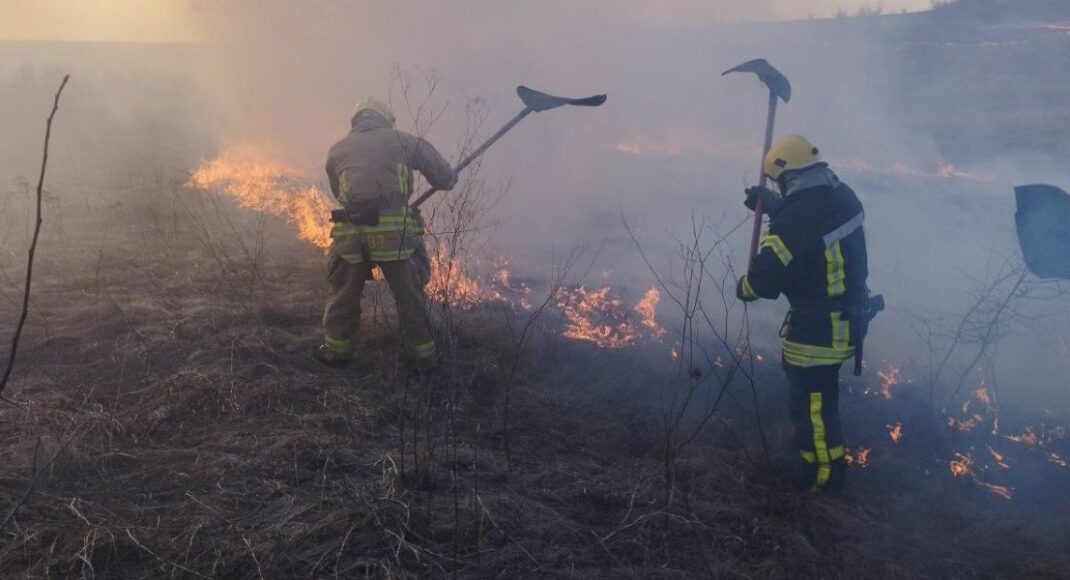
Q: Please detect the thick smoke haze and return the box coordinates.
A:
[3,0,1068,416]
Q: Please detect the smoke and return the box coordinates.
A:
[3,0,1068,416]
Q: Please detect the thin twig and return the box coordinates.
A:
[0,74,69,397]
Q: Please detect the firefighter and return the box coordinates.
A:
[315,98,457,369]
[736,135,870,492]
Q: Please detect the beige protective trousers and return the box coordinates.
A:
[322,251,436,361]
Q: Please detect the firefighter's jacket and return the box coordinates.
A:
[325,115,456,264]
[737,171,869,368]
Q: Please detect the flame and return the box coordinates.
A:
[614,129,757,160]
[949,452,973,477]
[425,244,507,309]
[1047,452,1068,468]
[887,422,903,444]
[876,363,903,399]
[842,158,995,183]
[976,481,1013,501]
[948,382,997,433]
[635,287,666,340]
[1006,428,1039,448]
[189,148,531,311]
[555,286,638,348]
[845,447,871,468]
[188,147,334,250]
[987,445,1010,470]
[973,384,995,411]
[950,453,1013,499]
[948,416,982,433]
[553,285,667,349]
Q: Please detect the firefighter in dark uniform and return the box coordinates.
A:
[736,135,873,492]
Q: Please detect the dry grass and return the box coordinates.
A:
[0,179,1067,579]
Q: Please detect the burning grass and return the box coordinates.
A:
[0,162,1068,579]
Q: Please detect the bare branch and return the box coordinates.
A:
[0,74,69,398]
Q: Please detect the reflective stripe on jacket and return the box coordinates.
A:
[736,172,869,367]
[329,206,426,264]
[325,114,456,261]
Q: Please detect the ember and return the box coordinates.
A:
[1048,452,1069,468]
[949,452,973,477]
[987,446,1010,470]
[846,447,871,468]
[976,481,1014,501]
[887,422,903,444]
[875,363,903,399]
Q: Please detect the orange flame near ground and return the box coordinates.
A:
[1006,428,1039,447]
[976,481,1014,501]
[948,415,983,433]
[614,129,758,160]
[973,385,995,411]
[949,453,973,477]
[554,286,664,349]
[187,148,334,250]
[635,288,666,340]
[425,244,507,309]
[188,149,535,310]
[840,159,996,184]
[1047,452,1068,468]
[987,445,1010,470]
[887,422,903,444]
[875,363,903,399]
[846,447,871,468]
[555,286,638,348]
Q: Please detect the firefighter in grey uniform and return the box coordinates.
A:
[316,98,456,368]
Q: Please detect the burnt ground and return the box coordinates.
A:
[0,185,1068,580]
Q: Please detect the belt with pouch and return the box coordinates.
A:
[330,201,381,226]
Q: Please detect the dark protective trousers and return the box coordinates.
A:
[322,254,436,361]
[785,362,846,490]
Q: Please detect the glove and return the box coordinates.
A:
[744,186,785,217]
[736,275,759,302]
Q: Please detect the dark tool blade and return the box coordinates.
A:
[517,86,607,112]
[1015,184,1070,279]
[722,59,792,104]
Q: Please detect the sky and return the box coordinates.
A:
[0,0,934,43]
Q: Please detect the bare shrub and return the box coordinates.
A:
[625,211,767,506]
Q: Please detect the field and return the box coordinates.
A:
[2,4,1070,578]
[0,156,1065,578]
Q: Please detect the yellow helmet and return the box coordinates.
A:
[351,98,396,127]
[764,134,822,181]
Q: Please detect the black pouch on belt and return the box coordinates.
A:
[330,201,381,226]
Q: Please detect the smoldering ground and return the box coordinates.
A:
[1,1,1069,578]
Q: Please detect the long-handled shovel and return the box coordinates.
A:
[411,86,607,209]
[405,86,605,285]
[722,59,792,260]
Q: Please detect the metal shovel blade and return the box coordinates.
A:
[1015,184,1070,279]
[517,85,608,112]
[723,59,792,104]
